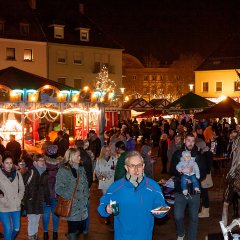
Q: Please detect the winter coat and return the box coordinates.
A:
[170,145,207,194]
[0,169,25,212]
[114,152,128,181]
[89,135,101,159]
[140,145,153,179]
[23,166,50,214]
[53,137,68,157]
[55,164,89,221]
[126,137,136,151]
[98,177,168,240]
[79,148,93,188]
[45,156,62,198]
[95,156,117,190]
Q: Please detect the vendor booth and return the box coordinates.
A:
[0,67,104,150]
[194,97,240,119]
[163,92,215,114]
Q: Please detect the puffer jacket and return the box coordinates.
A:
[55,164,89,221]
[0,169,25,212]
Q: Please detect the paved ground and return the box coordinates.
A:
[2,147,231,240]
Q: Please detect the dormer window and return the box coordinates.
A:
[80,28,89,42]
[20,23,30,35]
[49,24,65,39]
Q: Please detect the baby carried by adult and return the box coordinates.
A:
[176,150,200,195]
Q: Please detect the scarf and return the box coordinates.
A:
[33,161,46,175]
[126,173,144,188]
[1,167,16,182]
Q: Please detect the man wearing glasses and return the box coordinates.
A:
[98,151,168,240]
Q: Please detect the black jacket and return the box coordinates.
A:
[23,166,50,214]
[170,145,207,194]
[79,148,93,188]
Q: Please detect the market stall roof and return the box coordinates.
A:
[164,92,215,114]
[194,97,240,119]
[149,99,171,109]
[122,98,153,112]
[135,109,163,118]
[0,67,76,91]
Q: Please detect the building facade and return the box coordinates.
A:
[195,35,240,102]
[0,0,123,91]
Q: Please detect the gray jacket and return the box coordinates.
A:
[176,158,200,179]
[55,164,89,221]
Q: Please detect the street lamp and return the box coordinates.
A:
[120,87,125,94]
[189,84,194,92]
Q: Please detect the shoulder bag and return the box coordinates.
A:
[54,173,80,217]
[201,172,213,188]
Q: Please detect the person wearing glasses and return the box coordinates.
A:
[98,151,168,240]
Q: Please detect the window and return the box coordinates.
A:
[6,48,15,60]
[80,28,89,42]
[234,81,240,91]
[20,23,30,35]
[216,82,222,92]
[160,75,164,81]
[93,53,109,73]
[74,78,83,89]
[54,26,64,39]
[24,49,33,61]
[57,77,66,85]
[152,75,157,81]
[202,82,208,92]
[132,75,137,80]
[0,21,5,34]
[73,52,83,65]
[144,75,149,81]
[56,50,67,64]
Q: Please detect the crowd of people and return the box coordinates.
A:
[0,115,239,240]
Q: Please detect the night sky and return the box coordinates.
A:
[85,0,240,63]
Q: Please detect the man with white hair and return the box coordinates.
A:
[98,151,168,240]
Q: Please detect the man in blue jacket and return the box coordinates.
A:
[98,151,168,240]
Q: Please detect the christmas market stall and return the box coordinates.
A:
[163,92,215,114]
[194,97,240,120]
[0,67,114,150]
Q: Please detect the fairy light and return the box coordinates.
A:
[95,65,116,101]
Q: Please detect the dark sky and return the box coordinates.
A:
[85,0,240,63]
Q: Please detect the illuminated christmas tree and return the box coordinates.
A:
[95,65,116,102]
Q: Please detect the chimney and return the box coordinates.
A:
[28,0,36,10]
[79,3,84,15]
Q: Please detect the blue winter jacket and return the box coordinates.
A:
[98,176,168,240]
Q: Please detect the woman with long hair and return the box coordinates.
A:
[0,153,25,240]
[55,148,89,240]
[95,145,117,225]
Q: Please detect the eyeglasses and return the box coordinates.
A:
[127,164,144,169]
